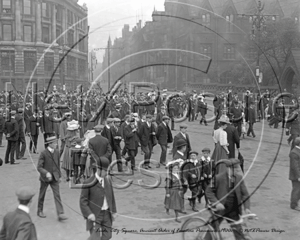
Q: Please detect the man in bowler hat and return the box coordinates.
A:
[0,186,37,240]
[80,156,117,240]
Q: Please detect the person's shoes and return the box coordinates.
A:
[144,166,149,170]
[291,206,300,211]
[37,211,46,218]
[5,161,9,164]
[58,214,68,221]
[166,209,169,215]
[253,135,256,138]
[132,167,137,171]
[66,177,70,182]
[192,207,199,212]
[11,162,19,165]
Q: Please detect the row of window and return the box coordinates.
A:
[1,0,85,29]
[0,50,87,77]
[2,24,86,51]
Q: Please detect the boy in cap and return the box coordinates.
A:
[0,186,37,240]
[80,156,117,240]
[197,147,213,205]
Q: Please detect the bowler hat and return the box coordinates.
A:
[106,118,114,123]
[114,118,121,122]
[146,114,152,119]
[176,139,187,148]
[18,108,24,113]
[16,186,35,201]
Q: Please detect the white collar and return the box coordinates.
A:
[106,125,110,129]
[95,172,104,182]
[201,156,211,162]
[177,150,184,156]
[18,205,29,214]
[47,146,54,153]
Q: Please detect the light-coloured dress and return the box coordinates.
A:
[211,127,228,164]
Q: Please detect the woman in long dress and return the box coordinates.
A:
[211,115,230,173]
[61,120,80,181]
[164,162,186,223]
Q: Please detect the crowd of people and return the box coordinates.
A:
[0,84,297,240]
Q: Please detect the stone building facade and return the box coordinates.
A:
[102,0,300,91]
[0,0,89,92]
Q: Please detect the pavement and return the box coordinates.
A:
[0,119,299,240]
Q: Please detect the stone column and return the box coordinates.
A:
[52,4,57,43]
[15,0,22,41]
[36,0,42,43]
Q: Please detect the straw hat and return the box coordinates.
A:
[67,120,79,130]
[218,115,230,124]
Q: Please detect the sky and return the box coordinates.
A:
[77,0,166,63]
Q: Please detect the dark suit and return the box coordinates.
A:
[41,114,55,147]
[138,122,154,167]
[289,147,300,209]
[156,122,172,165]
[124,125,139,169]
[172,132,191,159]
[156,111,166,126]
[247,107,256,137]
[205,171,250,240]
[80,175,117,240]
[286,114,300,150]
[37,148,64,215]
[111,126,122,171]
[4,117,19,164]
[28,116,41,153]
[88,135,112,163]
[229,107,243,137]
[101,126,115,158]
[120,121,130,156]
[0,208,37,240]
[225,124,240,158]
[0,114,5,146]
[15,114,26,159]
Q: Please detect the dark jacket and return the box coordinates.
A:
[225,124,240,159]
[88,135,112,160]
[289,147,300,181]
[4,118,19,141]
[28,116,41,136]
[124,125,139,150]
[0,115,5,133]
[247,107,256,123]
[80,175,117,231]
[156,112,166,125]
[206,171,250,214]
[156,122,172,145]
[41,115,54,134]
[101,126,115,149]
[138,122,152,146]
[0,208,37,240]
[111,126,122,147]
[15,114,25,137]
[37,148,61,182]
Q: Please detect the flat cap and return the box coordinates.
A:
[45,136,57,144]
[92,156,110,170]
[64,111,72,116]
[189,151,199,156]
[132,113,139,117]
[106,118,114,123]
[146,114,152,119]
[10,110,16,115]
[114,118,121,122]
[129,118,135,123]
[115,103,121,108]
[18,108,24,113]
[16,186,35,201]
[202,147,211,153]
[162,116,170,120]
[179,123,188,129]
[94,125,104,132]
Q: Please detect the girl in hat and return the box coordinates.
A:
[164,162,187,223]
[211,115,230,170]
[61,120,80,181]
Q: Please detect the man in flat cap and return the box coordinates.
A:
[0,186,37,240]
[204,158,251,240]
[80,156,117,240]
[3,110,19,164]
[138,114,156,169]
[289,137,300,211]
[172,123,191,160]
[37,136,68,221]
[15,108,27,160]
[156,116,173,168]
